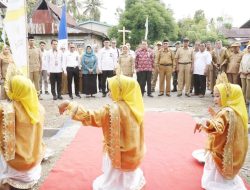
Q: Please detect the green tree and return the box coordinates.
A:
[27,0,37,17]
[109,0,178,49]
[178,10,226,44]
[83,0,103,21]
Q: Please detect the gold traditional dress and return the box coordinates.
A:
[66,75,146,190]
[201,74,248,190]
[0,66,45,189]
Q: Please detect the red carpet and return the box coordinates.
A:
[40,112,250,190]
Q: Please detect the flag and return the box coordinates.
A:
[4,0,28,76]
[58,4,68,50]
[144,16,148,40]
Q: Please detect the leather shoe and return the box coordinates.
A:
[69,95,73,99]
[147,94,154,97]
[53,96,57,100]
[58,96,63,100]
[158,93,164,96]
[185,93,191,97]
[76,94,81,98]
[177,93,182,97]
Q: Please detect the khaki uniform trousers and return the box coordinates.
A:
[159,65,172,95]
[209,65,219,92]
[61,73,68,95]
[30,71,40,94]
[177,63,191,95]
[241,78,250,102]
[151,68,159,90]
[227,73,239,84]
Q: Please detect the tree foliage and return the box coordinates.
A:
[177,10,226,44]
[109,0,178,49]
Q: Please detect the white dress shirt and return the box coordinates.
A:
[193,50,212,75]
[65,51,80,68]
[46,49,66,73]
[98,47,116,71]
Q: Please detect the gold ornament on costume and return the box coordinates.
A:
[215,72,231,97]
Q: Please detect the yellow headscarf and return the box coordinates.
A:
[215,83,248,130]
[7,75,40,125]
[108,75,144,124]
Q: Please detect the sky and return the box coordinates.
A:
[100,0,250,27]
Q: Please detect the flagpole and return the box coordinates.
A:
[24,0,29,77]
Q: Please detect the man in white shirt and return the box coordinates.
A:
[193,43,212,98]
[65,43,81,99]
[39,41,49,95]
[47,39,66,100]
[98,38,116,97]
[111,39,119,63]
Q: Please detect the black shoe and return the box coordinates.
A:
[40,90,42,94]
[45,91,50,95]
[147,94,154,97]
[158,93,164,96]
[102,93,106,97]
[76,94,81,98]
[53,96,57,100]
[185,93,191,97]
[171,88,177,92]
[58,96,63,100]
[91,94,95,98]
[69,95,73,99]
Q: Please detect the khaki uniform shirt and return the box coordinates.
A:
[227,51,243,74]
[29,47,41,72]
[156,48,176,69]
[175,47,193,63]
[214,47,228,66]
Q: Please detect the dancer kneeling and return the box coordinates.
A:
[59,75,146,190]
[0,65,45,190]
[194,72,248,190]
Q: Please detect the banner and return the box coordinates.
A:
[4,0,28,76]
[58,4,68,50]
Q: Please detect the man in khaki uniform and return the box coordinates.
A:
[172,41,181,92]
[214,40,228,73]
[175,38,194,97]
[156,39,175,96]
[28,35,42,97]
[227,42,243,84]
[151,41,162,92]
[206,41,218,94]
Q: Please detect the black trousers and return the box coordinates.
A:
[193,74,206,95]
[137,71,152,95]
[101,70,115,94]
[97,73,102,91]
[50,72,62,97]
[172,71,178,87]
[67,67,80,96]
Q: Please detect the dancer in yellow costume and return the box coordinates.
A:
[0,65,45,190]
[194,72,248,190]
[59,74,146,190]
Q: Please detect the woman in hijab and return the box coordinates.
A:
[59,75,146,190]
[81,45,97,97]
[0,46,14,100]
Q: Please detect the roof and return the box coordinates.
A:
[78,20,111,27]
[0,0,7,8]
[240,19,250,28]
[31,0,76,27]
[220,27,250,38]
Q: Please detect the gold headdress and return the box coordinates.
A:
[215,72,231,97]
[4,64,23,97]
